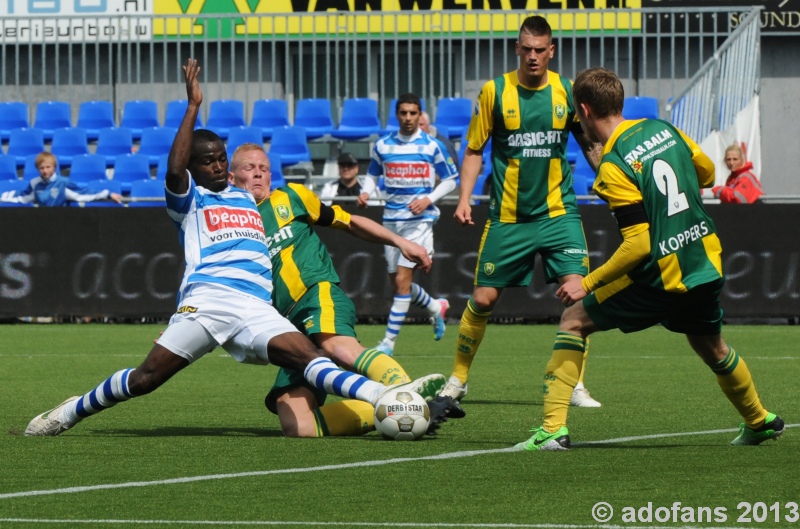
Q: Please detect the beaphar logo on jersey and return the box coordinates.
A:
[385,162,431,178]
[274,204,291,222]
[554,104,566,120]
[204,206,265,233]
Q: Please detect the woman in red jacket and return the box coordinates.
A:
[713,144,764,203]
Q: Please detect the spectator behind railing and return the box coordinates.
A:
[419,111,460,172]
[0,152,122,207]
[712,144,764,204]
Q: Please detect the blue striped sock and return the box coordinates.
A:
[70,368,135,419]
[384,293,411,342]
[410,283,439,315]
[304,357,383,403]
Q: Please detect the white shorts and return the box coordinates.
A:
[383,220,435,273]
[157,284,299,365]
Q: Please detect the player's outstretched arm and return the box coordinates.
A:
[166,58,203,195]
[347,215,432,273]
[454,148,483,226]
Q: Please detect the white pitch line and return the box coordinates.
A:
[2,424,796,501]
[0,519,769,529]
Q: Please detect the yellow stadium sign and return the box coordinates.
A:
[153,0,642,38]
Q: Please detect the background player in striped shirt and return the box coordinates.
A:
[357,93,459,356]
[515,67,783,451]
[25,59,445,437]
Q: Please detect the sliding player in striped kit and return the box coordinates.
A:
[25,59,444,437]
[357,93,459,356]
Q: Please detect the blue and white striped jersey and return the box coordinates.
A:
[367,129,458,222]
[165,174,274,305]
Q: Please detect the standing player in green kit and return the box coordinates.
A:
[515,67,784,451]
[437,15,603,413]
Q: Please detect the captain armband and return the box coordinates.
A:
[613,202,648,230]
[316,203,336,227]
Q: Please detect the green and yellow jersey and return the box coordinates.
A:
[593,118,722,293]
[468,70,580,223]
[257,183,351,314]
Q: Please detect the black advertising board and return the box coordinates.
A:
[642,0,800,35]
[1,204,799,321]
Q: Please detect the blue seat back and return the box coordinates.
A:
[294,99,334,139]
[622,96,659,120]
[8,128,45,166]
[0,155,19,181]
[269,126,311,165]
[96,127,134,166]
[434,97,473,139]
[128,179,165,207]
[76,101,115,140]
[138,127,177,165]
[81,179,124,208]
[226,126,264,160]
[120,100,160,140]
[268,152,286,190]
[251,99,290,139]
[0,102,30,142]
[165,100,203,129]
[113,153,152,183]
[34,101,72,141]
[68,154,108,184]
[206,99,246,139]
[0,179,32,207]
[51,127,90,166]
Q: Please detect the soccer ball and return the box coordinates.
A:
[374,388,430,441]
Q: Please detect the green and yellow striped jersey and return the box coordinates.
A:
[467,70,579,223]
[257,183,350,314]
[594,119,723,293]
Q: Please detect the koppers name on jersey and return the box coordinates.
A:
[384,161,432,188]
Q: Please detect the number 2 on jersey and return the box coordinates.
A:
[652,159,689,216]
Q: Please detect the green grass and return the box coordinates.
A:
[1,324,798,528]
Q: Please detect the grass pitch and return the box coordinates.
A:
[1,323,798,528]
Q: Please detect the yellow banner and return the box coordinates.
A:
[154,0,642,38]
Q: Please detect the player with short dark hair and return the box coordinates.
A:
[437,15,602,412]
[25,59,444,437]
[515,67,783,451]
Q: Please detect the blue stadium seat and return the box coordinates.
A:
[572,154,597,204]
[138,127,177,167]
[294,99,334,139]
[622,96,659,120]
[251,99,290,140]
[78,179,124,208]
[50,127,89,167]
[68,154,108,184]
[434,97,472,139]
[0,102,29,143]
[22,153,60,181]
[566,134,580,165]
[268,126,312,166]
[95,127,134,167]
[268,152,286,190]
[206,99,246,140]
[164,99,203,130]
[0,155,18,181]
[76,100,115,141]
[128,179,165,207]
[155,154,169,181]
[226,126,264,161]
[112,153,152,194]
[382,98,426,134]
[120,100,160,141]
[332,98,382,140]
[0,179,32,207]
[7,128,45,167]
[33,101,72,142]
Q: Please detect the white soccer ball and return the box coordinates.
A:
[374,388,430,441]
